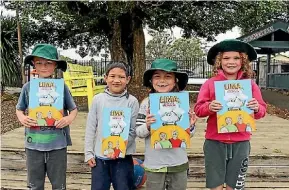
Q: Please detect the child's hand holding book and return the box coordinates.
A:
[17,112,37,128]
[189,110,197,126]
[246,98,260,112]
[55,115,74,128]
[145,108,156,131]
[209,100,223,112]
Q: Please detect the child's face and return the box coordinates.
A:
[47,111,52,118]
[238,115,243,122]
[108,141,113,148]
[116,141,120,148]
[36,112,42,118]
[159,132,167,140]
[221,52,242,77]
[225,117,232,124]
[105,68,130,94]
[33,57,57,78]
[151,70,176,93]
[172,130,178,138]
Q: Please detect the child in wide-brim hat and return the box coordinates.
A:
[195,39,267,190]
[24,43,67,72]
[136,58,197,190]
[16,43,77,189]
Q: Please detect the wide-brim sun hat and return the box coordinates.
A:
[207,39,257,65]
[143,58,188,91]
[24,44,67,72]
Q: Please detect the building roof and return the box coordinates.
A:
[237,20,289,54]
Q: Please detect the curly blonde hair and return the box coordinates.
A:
[212,52,254,78]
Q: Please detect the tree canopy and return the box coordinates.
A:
[166,38,204,60]
[145,29,174,59]
[146,30,204,60]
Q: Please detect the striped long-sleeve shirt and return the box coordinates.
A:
[135,97,195,170]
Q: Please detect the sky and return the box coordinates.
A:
[60,26,242,60]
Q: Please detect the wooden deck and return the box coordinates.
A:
[1,112,289,189]
[2,170,289,190]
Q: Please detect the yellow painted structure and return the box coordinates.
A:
[63,63,105,109]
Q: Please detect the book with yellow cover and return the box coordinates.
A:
[101,107,131,159]
[149,92,190,149]
[28,78,64,127]
[214,79,256,133]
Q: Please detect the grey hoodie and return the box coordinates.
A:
[84,88,139,162]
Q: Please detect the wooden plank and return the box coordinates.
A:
[2,156,289,178]
[2,170,289,190]
[66,72,92,78]
[2,150,289,167]
[65,63,93,73]
[70,79,90,88]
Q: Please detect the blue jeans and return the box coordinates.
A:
[91,155,134,190]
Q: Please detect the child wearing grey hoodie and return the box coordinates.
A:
[84,62,139,190]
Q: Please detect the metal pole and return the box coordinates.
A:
[266,54,271,88]
[202,58,205,78]
[16,4,24,84]
[266,33,274,88]
[256,57,260,85]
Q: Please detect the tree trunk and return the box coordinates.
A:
[110,16,145,84]
[110,20,127,62]
[109,10,148,101]
[131,18,145,87]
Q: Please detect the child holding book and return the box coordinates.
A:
[135,58,197,190]
[16,44,78,189]
[194,39,267,190]
[84,62,139,190]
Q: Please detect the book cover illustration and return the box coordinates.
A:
[149,92,190,149]
[28,78,64,127]
[102,107,131,159]
[214,79,256,133]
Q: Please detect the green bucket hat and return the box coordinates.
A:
[24,44,67,72]
[207,39,257,65]
[143,58,188,91]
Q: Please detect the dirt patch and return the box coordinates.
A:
[266,103,289,120]
[73,96,89,112]
[1,93,22,134]
[264,88,289,96]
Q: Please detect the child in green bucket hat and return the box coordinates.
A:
[135,58,197,190]
[24,43,67,72]
[194,39,267,190]
[16,43,78,189]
